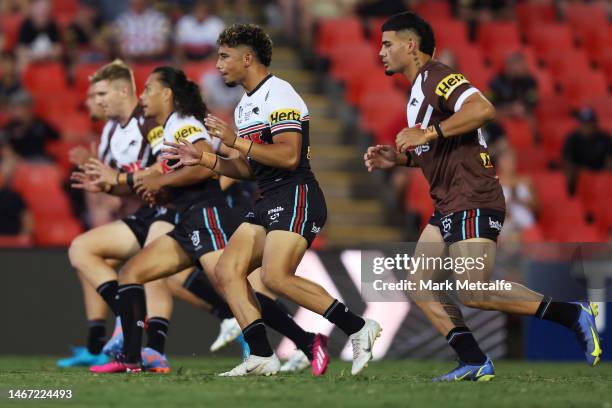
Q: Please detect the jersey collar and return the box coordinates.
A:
[246,74,273,97]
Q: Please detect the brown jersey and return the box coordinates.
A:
[406,60,506,215]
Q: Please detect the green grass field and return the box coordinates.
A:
[0,357,610,408]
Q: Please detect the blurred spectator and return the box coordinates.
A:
[64,1,110,64]
[488,52,538,118]
[481,120,507,161]
[114,0,170,61]
[497,148,538,243]
[15,0,62,71]
[3,91,59,160]
[175,0,225,61]
[0,51,24,107]
[0,139,33,237]
[562,107,612,194]
[200,71,243,118]
[356,0,408,17]
[0,0,28,15]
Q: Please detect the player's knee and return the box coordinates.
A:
[68,236,89,269]
[118,262,144,285]
[214,259,239,289]
[259,271,285,295]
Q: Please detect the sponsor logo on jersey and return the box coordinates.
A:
[267,206,284,215]
[245,131,266,144]
[191,230,201,247]
[489,218,503,231]
[441,217,452,234]
[435,73,469,100]
[414,143,430,156]
[269,108,301,125]
[311,223,321,234]
[174,125,203,141]
[147,126,163,146]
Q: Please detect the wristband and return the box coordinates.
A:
[126,172,134,187]
[434,123,444,138]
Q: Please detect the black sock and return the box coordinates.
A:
[256,293,315,360]
[183,269,233,319]
[535,297,581,329]
[323,300,365,336]
[146,317,170,355]
[446,326,487,365]
[96,280,119,315]
[87,319,106,355]
[242,319,273,357]
[117,284,146,364]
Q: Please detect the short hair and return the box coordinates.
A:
[89,59,134,86]
[382,12,436,56]
[217,23,273,67]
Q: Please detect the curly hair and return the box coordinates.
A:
[153,66,208,123]
[217,23,273,67]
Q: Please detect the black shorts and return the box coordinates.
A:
[122,206,177,247]
[429,208,505,244]
[168,204,243,262]
[245,182,327,247]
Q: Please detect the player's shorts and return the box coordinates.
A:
[429,208,505,244]
[245,182,327,247]
[167,203,244,262]
[122,205,177,247]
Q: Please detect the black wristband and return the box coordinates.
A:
[405,151,413,167]
[434,123,444,138]
[126,172,134,187]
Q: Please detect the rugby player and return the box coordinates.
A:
[363,12,602,381]
[162,24,381,377]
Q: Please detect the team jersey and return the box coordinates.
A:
[234,74,316,193]
[150,111,225,211]
[406,60,506,215]
[97,104,161,171]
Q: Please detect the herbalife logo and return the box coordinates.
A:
[488,217,502,231]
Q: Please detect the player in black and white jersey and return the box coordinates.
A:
[67,60,183,372]
[163,24,381,377]
[91,66,323,373]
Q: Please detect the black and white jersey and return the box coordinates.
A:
[97,105,161,171]
[151,111,225,211]
[234,74,315,194]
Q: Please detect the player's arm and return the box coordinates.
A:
[434,92,496,140]
[81,159,136,196]
[232,132,301,170]
[363,145,417,171]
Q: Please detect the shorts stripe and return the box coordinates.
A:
[289,186,300,231]
[300,185,309,235]
[213,207,228,245]
[293,185,306,233]
[462,211,467,240]
[203,208,221,251]
[207,208,225,249]
[475,209,480,237]
[470,210,476,239]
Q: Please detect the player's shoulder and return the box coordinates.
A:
[423,60,472,99]
[267,76,301,98]
[166,113,207,140]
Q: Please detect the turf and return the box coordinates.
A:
[0,357,610,408]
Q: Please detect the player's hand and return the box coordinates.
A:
[68,141,96,166]
[161,140,202,167]
[134,171,164,201]
[70,170,104,193]
[363,145,399,172]
[204,114,238,147]
[83,158,119,186]
[395,127,432,153]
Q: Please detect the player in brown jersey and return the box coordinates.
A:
[364,12,601,381]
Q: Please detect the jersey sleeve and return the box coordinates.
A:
[140,117,164,157]
[432,67,480,113]
[156,116,211,157]
[266,83,307,136]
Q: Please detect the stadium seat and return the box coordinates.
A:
[48,111,92,141]
[516,146,549,173]
[454,45,493,91]
[184,61,216,83]
[358,90,407,139]
[593,205,612,236]
[531,171,570,206]
[535,95,573,123]
[29,190,73,219]
[73,62,105,96]
[522,225,544,243]
[582,26,610,65]
[546,222,606,242]
[328,42,379,83]
[34,217,83,247]
[516,2,556,32]
[486,46,538,74]
[22,62,68,94]
[539,118,577,161]
[404,168,434,230]
[558,69,608,108]
[532,68,555,99]
[34,90,82,123]
[576,171,612,216]
[0,235,33,248]
[500,118,533,149]
[538,48,591,79]
[11,163,64,198]
[596,48,612,86]
[52,0,78,21]
[46,140,83,177]
[132,62,162,94]
[412,1,452,22]
[367,17,387,50]
[316,18,364,57]
[565,2,608,40]
[431,19,470,51]
[526,24,575,57]
[585,94,612,121]
[346,70,395,107]
[477,22,522,54]
[1,13,24,51]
